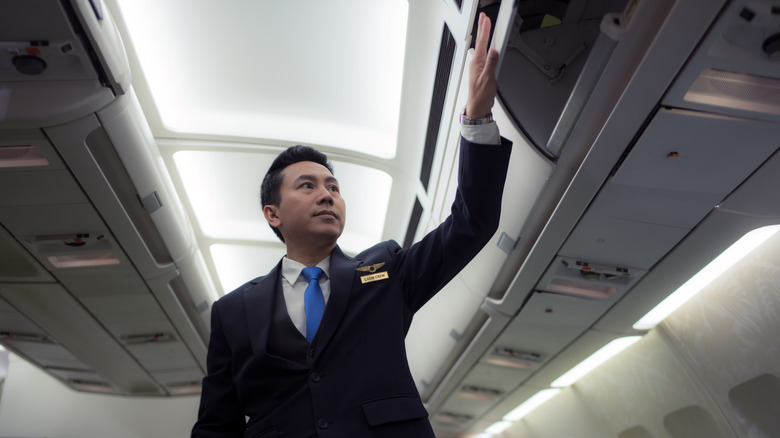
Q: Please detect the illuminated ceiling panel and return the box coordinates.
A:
[174,150,393,248]
[116,0,408,158]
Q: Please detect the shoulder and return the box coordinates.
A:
[353,239,402,260]
[215,269,278,308]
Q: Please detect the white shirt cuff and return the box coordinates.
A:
[461,121,501,145]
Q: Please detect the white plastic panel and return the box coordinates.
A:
[0,170,87,206]
[593,183,721,229]
[406,275,484,392]
[78,294,172,336]
[663,0,780,122]
[486,293,610,374]
[55,266,149,298]
[463,362,532,394]
[126,342,199,371]
[612,109,780,195]
[561,214,690,269]
[0,224,53,282]
[0,204,109,240]
[0,283,161,395]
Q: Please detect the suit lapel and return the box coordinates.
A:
[314,246,359,354]
[243,261,307,370]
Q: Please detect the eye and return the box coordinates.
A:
[329,185,340,192]
[300,182,314,189]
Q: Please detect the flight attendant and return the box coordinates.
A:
[193,13,511,438]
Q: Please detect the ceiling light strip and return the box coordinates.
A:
[485,420,513,435]
[503,388,562,421]
[551,336,642,388]
[634,224,780,330]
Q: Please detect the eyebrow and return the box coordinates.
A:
[294,174,339,185]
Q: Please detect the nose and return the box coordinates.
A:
[316,186,334,205]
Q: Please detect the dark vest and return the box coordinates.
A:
[266,283,310,365]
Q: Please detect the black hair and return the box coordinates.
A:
[260,145,333,242]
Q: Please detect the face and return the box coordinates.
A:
[263,161,346,246]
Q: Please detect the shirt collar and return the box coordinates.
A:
[281,255,331,286]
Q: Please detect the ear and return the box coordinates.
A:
[263,205,282,228]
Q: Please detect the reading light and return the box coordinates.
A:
[503,388,562,421]
[485,420,513,435]
[0,145,49,168]
[551,336,642,387]
[633,224,780,330]
[47,253,120,268]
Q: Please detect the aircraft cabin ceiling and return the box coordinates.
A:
[1,0,780,437]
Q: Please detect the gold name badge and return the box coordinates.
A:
[360,271,389,284]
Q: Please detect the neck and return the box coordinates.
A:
[285,241,336,267]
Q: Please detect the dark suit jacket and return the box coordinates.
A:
[193,137,512,438]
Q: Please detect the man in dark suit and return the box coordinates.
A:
[193,13,511,437]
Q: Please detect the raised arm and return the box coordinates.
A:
[465,12,500,119]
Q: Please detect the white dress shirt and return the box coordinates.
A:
[281,256,331,337]
[278,122,500,337]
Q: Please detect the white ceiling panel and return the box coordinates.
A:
[78,294,173,336]
[560,215,690,270]
[210,244,284,293]
[0,204,108,238]
[0,170,87,207]
[612,109,780,195]
[174,150,392,252]
[115,0,408,158]
[55,266,150,298]
[592,183,721,229]
[126,342,199,372]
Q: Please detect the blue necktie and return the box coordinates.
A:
[302,266,325,342]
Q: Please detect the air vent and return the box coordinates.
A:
[485,346,544,369]
[420,24,456,191]
[120,332,175,345]
[0,331,54,344]
[167,380,202,395]
[458,385,504,401]
[434,411,473,426]
[70,379,116,394]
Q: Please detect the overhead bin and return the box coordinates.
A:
[424,0,780,434]
[0,0,215,394]
[493,0,632,157]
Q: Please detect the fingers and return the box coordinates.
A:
[466,13,498,118]
[474,12,492,60]
[484,48,499,79]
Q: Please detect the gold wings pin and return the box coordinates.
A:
[356,262,385,273]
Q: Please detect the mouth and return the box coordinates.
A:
[314,210,337,219]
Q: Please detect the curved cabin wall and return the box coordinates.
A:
[482,229,780,438]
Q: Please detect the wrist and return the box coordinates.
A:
[460,107,493,125]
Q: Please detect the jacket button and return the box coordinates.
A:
[317,419,329,429]
[310,372,321,382]
[308,347,315,357]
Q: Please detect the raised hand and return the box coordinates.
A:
[466,12,500,119]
